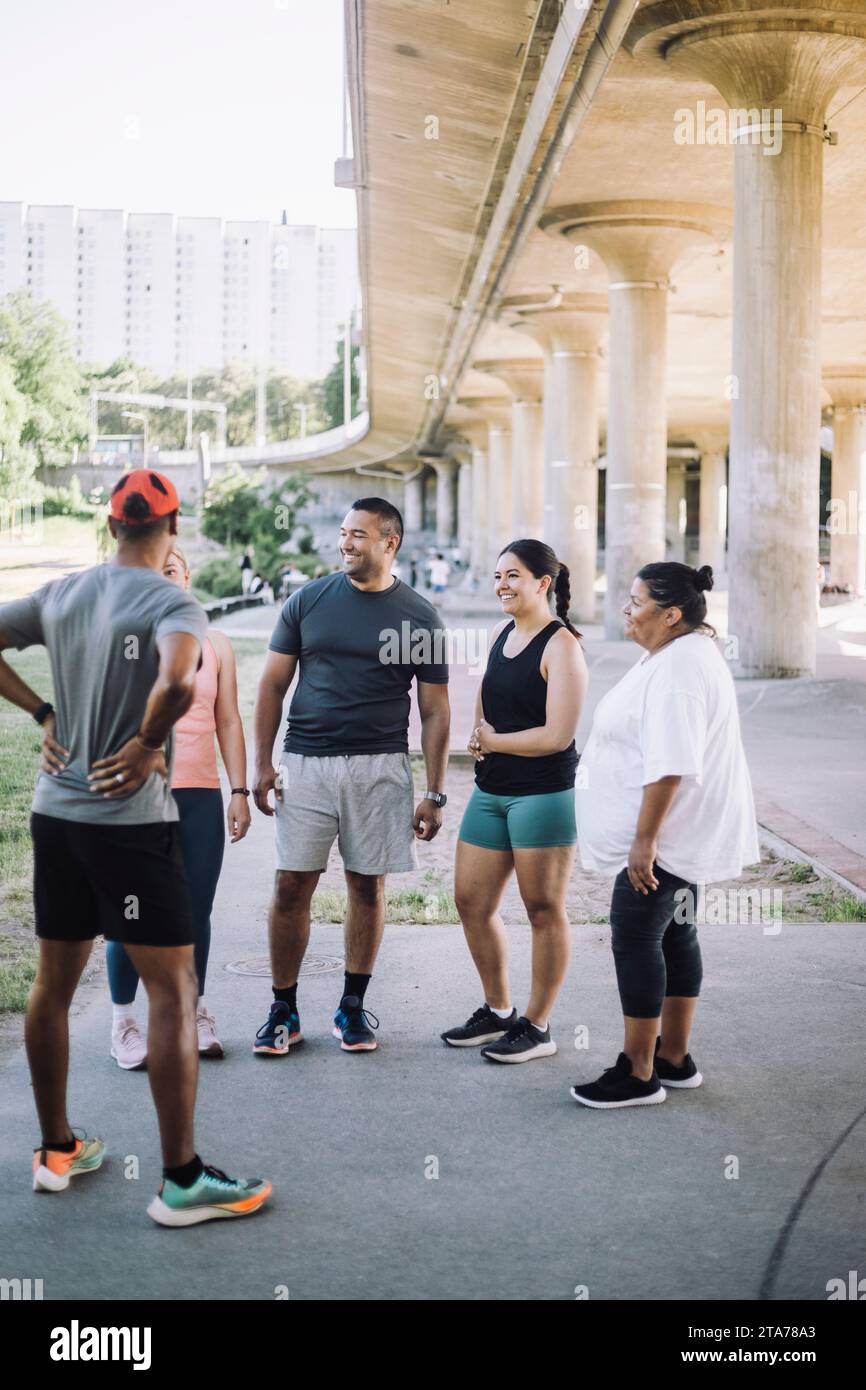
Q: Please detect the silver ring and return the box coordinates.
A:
[115,773,125,784]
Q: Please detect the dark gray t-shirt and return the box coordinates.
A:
[0,564,208,824]
[268,572,448,755]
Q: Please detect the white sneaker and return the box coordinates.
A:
[196,1004,224,1058]
[110,1017,147,1071]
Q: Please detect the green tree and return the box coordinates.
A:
[83,359,326,450]
[0,357,34,497]
[200,463,318,587]
[0,291,88,466]
[317,330,360,430]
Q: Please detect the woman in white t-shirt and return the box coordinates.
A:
[572,562,759,1110]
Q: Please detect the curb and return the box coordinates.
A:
[758,824,866,906]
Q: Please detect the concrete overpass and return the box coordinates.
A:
[78,1,866,677]
[322,0,866,678]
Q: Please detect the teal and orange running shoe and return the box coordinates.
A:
[332,994,379,1052]
[147,1164,273,1227]
[32,1134,106,1193]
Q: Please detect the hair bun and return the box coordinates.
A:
[694,564,714,593]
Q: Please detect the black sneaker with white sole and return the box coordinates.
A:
[654,1036,703,1088]
[441,1004,518,1047]
[480,1016,556,1064]
[571,1052,666,1108]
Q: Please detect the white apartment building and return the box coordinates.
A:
[77,209,124,365]
[175,216,223,377]
[317,227,358,377]
[0,202,357,382]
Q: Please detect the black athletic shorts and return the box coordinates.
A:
[31,812,194,947]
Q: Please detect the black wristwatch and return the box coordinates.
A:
[424,790,447,807]
[33,702,54,726]
[231,787,251,797]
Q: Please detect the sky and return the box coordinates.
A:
[0,0,355,228]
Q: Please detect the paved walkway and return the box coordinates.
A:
[3,588,864,1301]
[4,806,865,1301]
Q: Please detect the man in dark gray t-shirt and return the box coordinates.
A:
[269,568,448,754]
[252,497,451,1057]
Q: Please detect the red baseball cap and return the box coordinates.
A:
[109,469,180,524]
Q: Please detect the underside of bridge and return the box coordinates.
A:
[314,0,866,677]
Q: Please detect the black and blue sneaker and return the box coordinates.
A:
[332,995,379,1052]
[253,1001,302,1056]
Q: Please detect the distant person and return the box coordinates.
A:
[105,543,251,1070]
[572,562,760,1110]
[251,498,450,1056]
[429,552,451,594]
[240,546,254,595]
[409,557,418,588]
[442,540,587,1062]
[249,572,265,595]
[0,470,271,1225]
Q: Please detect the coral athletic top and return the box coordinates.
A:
[172,635,221,790]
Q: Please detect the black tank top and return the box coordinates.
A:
[474,619,578,796]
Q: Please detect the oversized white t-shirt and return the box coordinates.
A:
[576,632,760,883]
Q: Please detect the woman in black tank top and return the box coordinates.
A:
[441,540,589,1065]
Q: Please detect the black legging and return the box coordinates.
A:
[609,863,703,1018]
[106,788,225,1003]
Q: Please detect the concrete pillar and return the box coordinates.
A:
[457,457,472,563]
[631,8,866,673]
[474,360,545,538]
[468,443,488,578]
[404,472,424,534]
[452,406,496,580]
[823,369,866,594]
[665,460,688,563]
[502,292,607,622]
[694,429,729,578]
[542,201,729,637]
[462,399,515,575]
[431,457,457,546]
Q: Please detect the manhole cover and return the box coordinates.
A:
[225,954,344,978]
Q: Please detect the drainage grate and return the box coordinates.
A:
[225,954,344,978]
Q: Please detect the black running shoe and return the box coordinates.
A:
[480,1016,556,1064]
[571,1052,666,1108]
[333,995,379,1051]
[654,1036,703,1088]
[441,1004,518,1047]
[253,1001,302,1056]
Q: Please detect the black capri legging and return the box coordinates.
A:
[610,863,703,1018]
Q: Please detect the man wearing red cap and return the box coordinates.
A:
[0,469,272,1226]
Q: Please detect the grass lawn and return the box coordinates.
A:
[0,515,99,599]
[0,647,53,1010]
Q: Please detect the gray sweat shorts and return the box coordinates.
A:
[274,751,418,875]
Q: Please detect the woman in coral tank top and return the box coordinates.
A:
[106,544,251,1068]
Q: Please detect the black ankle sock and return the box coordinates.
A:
[273,984,297,1010]
[164,1154,204,1189]
[343,971,371,1004]
[42,1136,76,1154]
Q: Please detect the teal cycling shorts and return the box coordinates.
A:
[458,786,577,852]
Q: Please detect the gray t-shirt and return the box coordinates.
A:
[269,571,448,755]
[0,564,208,824]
